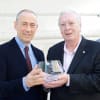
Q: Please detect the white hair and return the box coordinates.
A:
[58,9,81,26]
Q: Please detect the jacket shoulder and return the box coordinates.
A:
[49,41,64,50]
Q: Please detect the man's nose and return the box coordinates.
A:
[26,25,31,32]
[65,24,71,30]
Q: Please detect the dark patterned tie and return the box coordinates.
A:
[24,46,32,72]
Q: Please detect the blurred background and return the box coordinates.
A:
[0,0,100,56]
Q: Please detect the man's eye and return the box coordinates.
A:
[31,24,36,27]
[69,22,74,25]
[22,23,27,26]
[60,24,66,26]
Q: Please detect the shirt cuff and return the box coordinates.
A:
[22,77,30,91]
[66,74,70,86]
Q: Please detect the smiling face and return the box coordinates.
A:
[14,11,38,45]
[59,12,81,43]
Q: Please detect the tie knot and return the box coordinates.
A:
[24,46,29,52]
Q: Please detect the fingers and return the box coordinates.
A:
[43,80,61,88]
[25,66,45,88]
[31,67,42,75]
[43,74,69,88]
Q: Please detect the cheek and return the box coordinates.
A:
[60,28,64,33]
[32,28,37,33]
[16,26,24,33]
[33,29,37,32]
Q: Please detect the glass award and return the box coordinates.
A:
[45,60,64,82]
[38,61,45,72]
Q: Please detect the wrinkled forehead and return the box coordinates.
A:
[16,12,38,24]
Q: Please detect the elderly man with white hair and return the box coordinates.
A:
[44,10,100,100]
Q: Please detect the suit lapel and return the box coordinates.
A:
[57,42,64,66]
[31,45,44,62]
[9,38,28,71]
[67,37,87,73]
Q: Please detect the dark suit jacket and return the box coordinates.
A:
[47,37,100,100]
[0,38,47,100]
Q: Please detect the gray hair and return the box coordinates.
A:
[16,9,37,21]
[58,9,81,26]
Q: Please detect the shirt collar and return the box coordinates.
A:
[64,36,82,54]
[15,36,31,50]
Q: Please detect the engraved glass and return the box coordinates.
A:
[45,60,64,82]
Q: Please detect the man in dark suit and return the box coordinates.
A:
[0,9,47,100]
[44,10,100,100]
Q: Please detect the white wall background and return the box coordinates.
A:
[0,0,100,55]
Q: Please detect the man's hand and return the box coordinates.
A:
[25,65,45,87]
[43,73,69,88]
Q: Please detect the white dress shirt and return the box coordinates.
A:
[63,37,82,86]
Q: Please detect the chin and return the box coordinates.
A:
[23,40,31,44]
[65,37,72,41]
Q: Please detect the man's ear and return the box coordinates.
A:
[14,21,17,30]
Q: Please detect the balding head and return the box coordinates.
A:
[16,9,37,21]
